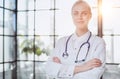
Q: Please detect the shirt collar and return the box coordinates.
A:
[72,31,91,42]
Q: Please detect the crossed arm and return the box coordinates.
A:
[53,57,102,75]
[46,38,106,78]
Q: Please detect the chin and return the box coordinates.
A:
[75,23,84,27]
[78,27,85,30]
[75,24,87,29]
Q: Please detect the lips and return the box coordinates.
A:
[76,20,84,23]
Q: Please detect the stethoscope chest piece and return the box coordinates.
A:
[62,52,69,59]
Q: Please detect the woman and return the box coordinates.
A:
[45,0,106,79]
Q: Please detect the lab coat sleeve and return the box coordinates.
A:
[90,38,106,78]
[45,59,75,78]
[75,38,106,79]
[45,38,75,78]
[57,64,75,78]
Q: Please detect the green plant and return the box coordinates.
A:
[20,37,49,56]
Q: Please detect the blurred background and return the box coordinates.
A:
[0,0,120,79]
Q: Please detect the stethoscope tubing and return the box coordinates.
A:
[62,32,91,63]
[75,32,91,63]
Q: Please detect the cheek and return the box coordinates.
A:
[72,16,77,22]
[84,16,91,22]
[88,15,92,20]
[84,16,90,20]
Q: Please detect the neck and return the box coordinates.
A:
[76,28,89,37]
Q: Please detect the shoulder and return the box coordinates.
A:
[57,36,69,42]
[55,35,69,45]
[92,35,106,46]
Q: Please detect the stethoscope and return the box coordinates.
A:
[62,32,91,63]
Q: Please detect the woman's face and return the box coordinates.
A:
[72,2,91,30]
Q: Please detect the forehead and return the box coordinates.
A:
[72,2,91,12]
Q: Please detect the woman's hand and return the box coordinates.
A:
[82,58,102,70]
[53,57,61,64]
[74,58,102,74]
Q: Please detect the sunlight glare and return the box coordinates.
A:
[102,2,113,16]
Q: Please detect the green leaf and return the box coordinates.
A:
[22,47,33,54]
[35,48,42,56]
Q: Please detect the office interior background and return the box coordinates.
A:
[0,0,120,79]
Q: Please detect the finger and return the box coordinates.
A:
[93,62,102,67]
[93,59,102,63]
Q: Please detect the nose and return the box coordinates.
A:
[78,13,83,19]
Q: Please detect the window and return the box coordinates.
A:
[0,0,16,79]
[17,0,53,79]
[0,0,120,79]
[102,0,120,63]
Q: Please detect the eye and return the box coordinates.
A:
[72,11,78,15]
[82,12,89,16]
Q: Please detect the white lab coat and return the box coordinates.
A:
[45,31,106,79]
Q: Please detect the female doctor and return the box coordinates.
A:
[45,0,106,79]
